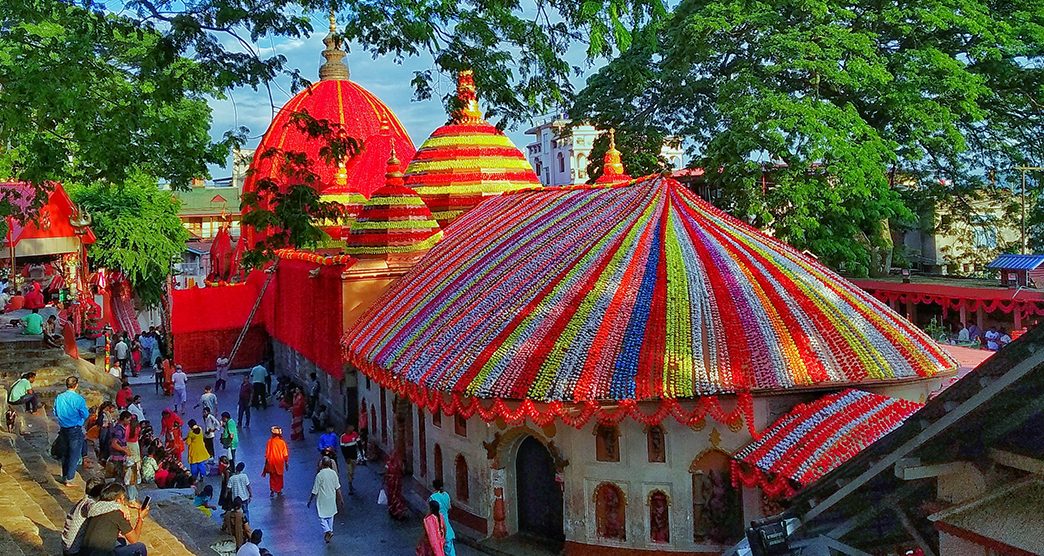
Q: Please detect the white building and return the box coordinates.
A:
[524,114,686,186]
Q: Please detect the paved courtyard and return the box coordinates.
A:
[130,369,480,555]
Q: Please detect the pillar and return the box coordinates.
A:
[906,300,916,323]
[977,305,985,331]
[959,302,968,327]
[1015,306,1023,330]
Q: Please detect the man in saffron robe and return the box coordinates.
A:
[262,426,289,496]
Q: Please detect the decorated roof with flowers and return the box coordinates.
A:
[403,71,540,227]
[344,153,443,257]
[344,176,954,405]
[731,389,922,497]
[242,16,415,202]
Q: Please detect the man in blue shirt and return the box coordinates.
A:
[54,376,90,486]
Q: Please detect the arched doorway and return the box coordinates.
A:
[515,436,564,543]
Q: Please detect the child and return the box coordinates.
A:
[194,484,217,517]
[221,497,252,550]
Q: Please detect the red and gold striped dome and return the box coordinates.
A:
[242,16,415,202]
[345,153,443,258]
[404,71,540,227]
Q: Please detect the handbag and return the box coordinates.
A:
[377,489,388,505]
[50,433,66,460]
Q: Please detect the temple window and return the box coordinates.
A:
[594,482,626,541]
[455,454,470,502]
[432,409,442,428]
[557,152,565,173]
[454,413,467,437]
[434,443,444,484]
[646,424,666,463]
[595,423,621,462]
[418,407,427,477]
[648,490,670,543]
[690,450,743,544]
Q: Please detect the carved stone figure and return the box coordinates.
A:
[596,483,626,540]
[649,491,670,543]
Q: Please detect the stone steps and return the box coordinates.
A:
[0,414,200,555]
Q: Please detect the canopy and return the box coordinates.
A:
[2,181,95,257]
[731,389,922,497]
[344,177,953,418]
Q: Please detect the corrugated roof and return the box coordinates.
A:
[986,254,1044,271]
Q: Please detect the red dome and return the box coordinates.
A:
[242,79,416,199]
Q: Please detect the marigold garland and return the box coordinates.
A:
[274,248,354,266]
[730,388,922,495]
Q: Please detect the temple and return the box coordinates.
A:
[169,21,974,555]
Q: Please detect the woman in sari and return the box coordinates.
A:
[161,358,174,396]
[290,388,306,441]
[416,499,446,556]
[385,450,409,520]
[161,408,185,462]
[262,426,290,496]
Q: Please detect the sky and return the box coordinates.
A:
[206,12,602,180]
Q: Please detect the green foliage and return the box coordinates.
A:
[239,111,354,267]
[68,174,189,307]
[0,0,232,194]
[584,129,671,182]
[572,0,1044,270]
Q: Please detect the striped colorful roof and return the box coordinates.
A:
[344,154,443,257]
[404,71,540,227]
[731,389,922,496]
[344,177,954,402]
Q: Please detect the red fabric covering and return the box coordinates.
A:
[1,182,96,246]
[170,280,267,372]
[264,258,346,378]
[855,279,1044,316]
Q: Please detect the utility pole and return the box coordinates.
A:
[1013,166,1043,254]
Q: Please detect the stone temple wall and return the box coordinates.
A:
[272,339,357,429]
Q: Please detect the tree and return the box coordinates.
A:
[68,175,189,307]
[0,0,232,194]
[571,0,1044,274]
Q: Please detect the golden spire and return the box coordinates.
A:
[386,146,403,183]
[453,70,485,124]
[334,161,348,186]
[603,128,625,176]
[318,8,349,81]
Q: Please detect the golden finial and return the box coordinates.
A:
[386,146,403,183]
[603,128,625,176]
[453,70,485,124]
[318,8,349,81]
[334,161,348,186]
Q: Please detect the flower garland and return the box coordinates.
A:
[730,389,922,495]
[347,351,757,432]
[274,248,354,266]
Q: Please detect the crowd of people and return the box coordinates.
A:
[40,355,459,556]
[952,323,1014,351]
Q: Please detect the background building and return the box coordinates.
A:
[525,114,686,186]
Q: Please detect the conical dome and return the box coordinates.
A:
[243,13,415,203]
[344,152,443,258]
[404,70,540,227]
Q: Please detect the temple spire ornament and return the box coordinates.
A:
[595,128,631,183]
[318,8,350,81]
[453,70,485,124]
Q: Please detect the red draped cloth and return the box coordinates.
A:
[385,450,409,520]
[290,392,306,441]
